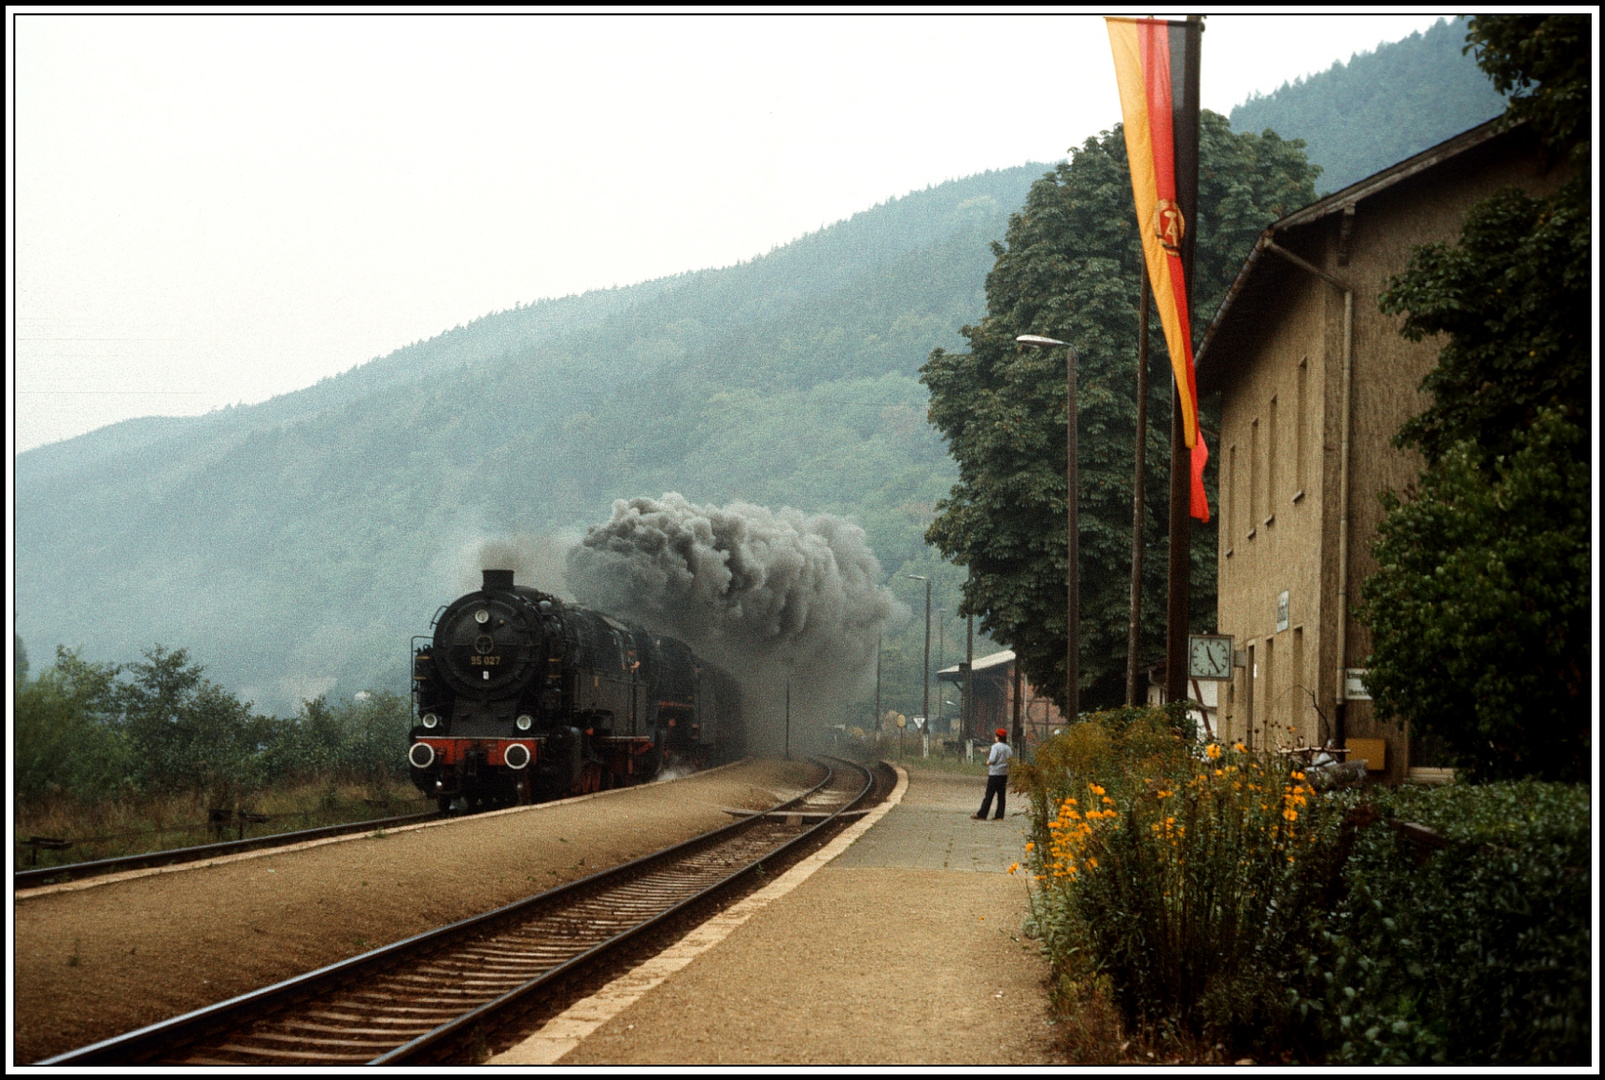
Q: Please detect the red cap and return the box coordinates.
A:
[996,728,1008,738]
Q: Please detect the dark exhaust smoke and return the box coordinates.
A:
[565,493,903,754]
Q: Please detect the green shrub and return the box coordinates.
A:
[14,648,132,807]
[1314,781,1591,1065]
[1020,718,1593,1065]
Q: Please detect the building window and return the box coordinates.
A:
[1266,395,1278,525]
[1248,418,1259,538]
[1262,635,1275,744]
[1294,357,1308,501]
[1292,626,1305,745]
[1225,444,1237,554]
[1245,642,1256,747]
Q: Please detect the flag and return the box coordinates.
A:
[1107,16,1209,522]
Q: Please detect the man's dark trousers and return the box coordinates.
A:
[978,774,1007,819]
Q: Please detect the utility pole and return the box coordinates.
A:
[965,614,975,746]
[874,634,882,740]
[906,574,931,754]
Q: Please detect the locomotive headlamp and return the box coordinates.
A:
[422,712,441,729]
[475,609,490,624]
[516,714,534,731]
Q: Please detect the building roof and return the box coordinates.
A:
[937,649,1015,681]
[1195,115,1518,392]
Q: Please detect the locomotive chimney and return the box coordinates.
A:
[483,568,515,591]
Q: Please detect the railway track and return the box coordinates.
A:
[14,810,440,889]
[43,755,879,1066]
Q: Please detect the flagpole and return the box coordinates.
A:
[1164,14,1203,708]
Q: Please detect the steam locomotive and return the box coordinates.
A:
[408,568,744,811]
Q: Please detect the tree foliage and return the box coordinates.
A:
[1464,14,1591,161]
[13,643,414,809]
[1358,411,1589,782]
[1361,14,1591,782]
[15,647,131,805]
[922,114,1320,712]
[1378,181,1589,465]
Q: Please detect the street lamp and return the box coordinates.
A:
[906,574,931,757]
[1016,334,1079,733]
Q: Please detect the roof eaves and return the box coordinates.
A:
[1195,115,1515,381]
[1195,229,1275,382]
[937,649,1016,678]
[1272,115,1511,232]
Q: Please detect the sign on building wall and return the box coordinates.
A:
[1276,590,1290,633]
[1343,668,1371,700]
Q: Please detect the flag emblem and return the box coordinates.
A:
[1152,198,1184,254]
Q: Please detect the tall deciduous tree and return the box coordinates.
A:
[1362,411,1588,782]
[922,113,1319,712]
[1361,14,1590,782]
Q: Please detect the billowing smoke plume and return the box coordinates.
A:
[450,533,579,599]
[565,493,903,754]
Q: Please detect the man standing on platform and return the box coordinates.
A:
[973,728,1012,820]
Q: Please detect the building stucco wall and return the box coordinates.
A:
[1207,123,1565,783]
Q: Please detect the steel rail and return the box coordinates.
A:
[14,810,440,889]
[42,757,874,1067]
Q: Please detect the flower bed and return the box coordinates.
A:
[1015,706,1591,1064]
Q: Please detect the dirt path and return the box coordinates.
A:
[12,759,815,1064]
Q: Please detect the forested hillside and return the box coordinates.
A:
[1230,16,1506,194]
[16,169,1032,718]
[17,16,1512,723]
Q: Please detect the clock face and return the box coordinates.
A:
[1188,635,1232,679]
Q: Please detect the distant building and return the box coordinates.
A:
[1194,117,1568,784]
[937,650,1067,748]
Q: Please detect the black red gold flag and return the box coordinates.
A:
[1107,16,1209,522]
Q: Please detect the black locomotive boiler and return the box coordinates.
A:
[408,568,744,811]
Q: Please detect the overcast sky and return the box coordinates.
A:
[10,8,1460,452]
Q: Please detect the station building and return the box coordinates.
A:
[1193,116,1569,784]
[937,650,1068,748]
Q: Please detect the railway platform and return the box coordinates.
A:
[492,762,1062,1066]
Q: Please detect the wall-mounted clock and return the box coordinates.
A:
[1188,634,1234,680]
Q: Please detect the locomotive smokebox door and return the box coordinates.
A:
[434,573,541,699]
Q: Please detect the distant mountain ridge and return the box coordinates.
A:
[1230,16,1505,194]
[16,19,1512,716]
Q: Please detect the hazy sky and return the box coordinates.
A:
[10,9,1460,452]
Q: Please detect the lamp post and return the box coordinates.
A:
[874,633,882,743]
[936,606,946,735]
[1016,334,1079,732]
[906,574,931,758]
